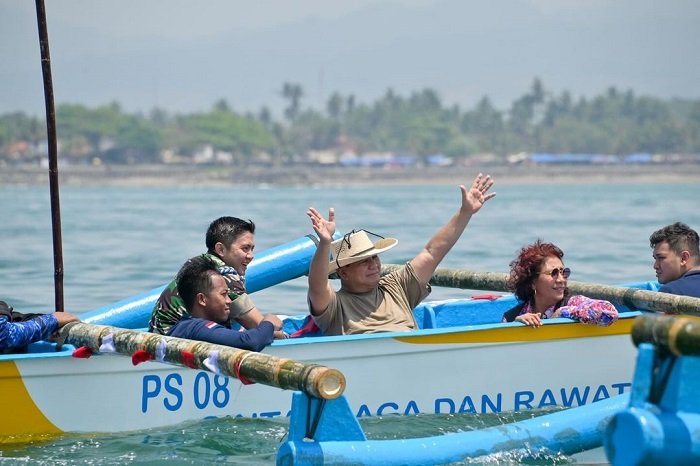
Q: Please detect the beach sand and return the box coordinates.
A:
[2,163,699,187]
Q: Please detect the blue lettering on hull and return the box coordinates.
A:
[379,382,631,417]
[140,371,631,419]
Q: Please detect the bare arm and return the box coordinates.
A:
[236,307,286,339]
[409,173,495,286]
[53,311,80,326]
[306,207,336,316]
[236,307,263,328]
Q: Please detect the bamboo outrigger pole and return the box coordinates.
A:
[632,314,700,356]
[35,0,65,312]
[59,322,346,400]
[382,264,700,316]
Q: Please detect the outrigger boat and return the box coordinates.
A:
[9,4,699,458]
[4,232,699,442]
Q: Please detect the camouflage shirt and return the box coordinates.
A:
[148,253,254,335]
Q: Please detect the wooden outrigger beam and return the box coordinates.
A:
[382,264,700,316]
[59,322,346,400]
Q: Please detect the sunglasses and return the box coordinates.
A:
[540,267,571,279]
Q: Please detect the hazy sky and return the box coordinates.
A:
[2,0,698,117]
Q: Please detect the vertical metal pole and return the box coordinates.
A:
[35,0,64,312]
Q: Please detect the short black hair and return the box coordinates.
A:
[650,222,700,257]
[176,256,220,311]
[205,216,255,252]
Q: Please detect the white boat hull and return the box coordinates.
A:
[2,315,636,440]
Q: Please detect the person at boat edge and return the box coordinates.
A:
[502,240,618,328]
[148,216,287,339]
[0,300,79,353]
[166,255,282,351]
[306,172,496,336]
[649,221,700,300]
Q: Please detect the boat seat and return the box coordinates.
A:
[282,315,323,338]
[415,305,437,329]
[413,295,516,329]
[0,340,76,360]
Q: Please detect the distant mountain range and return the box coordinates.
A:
[2,0,699,117]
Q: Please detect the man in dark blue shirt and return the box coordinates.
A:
[650,222,700,299]
[167,256,283,351]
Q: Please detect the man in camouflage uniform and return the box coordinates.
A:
[149,216,282,337]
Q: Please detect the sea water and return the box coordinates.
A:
[1,181,698,465]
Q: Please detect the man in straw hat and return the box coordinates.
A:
[306,172,496,336]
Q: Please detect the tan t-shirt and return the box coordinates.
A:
[312,262,431,336]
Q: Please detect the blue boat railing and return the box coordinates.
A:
[604,314,700,466]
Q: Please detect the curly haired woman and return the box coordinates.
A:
[502,240,618,328]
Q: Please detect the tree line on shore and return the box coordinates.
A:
[1,78,699,166]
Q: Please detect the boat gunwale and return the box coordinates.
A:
[0,310,642,362]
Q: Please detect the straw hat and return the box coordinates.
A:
[328,230,398,273]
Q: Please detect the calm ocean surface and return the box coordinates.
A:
[1,180,699,465]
